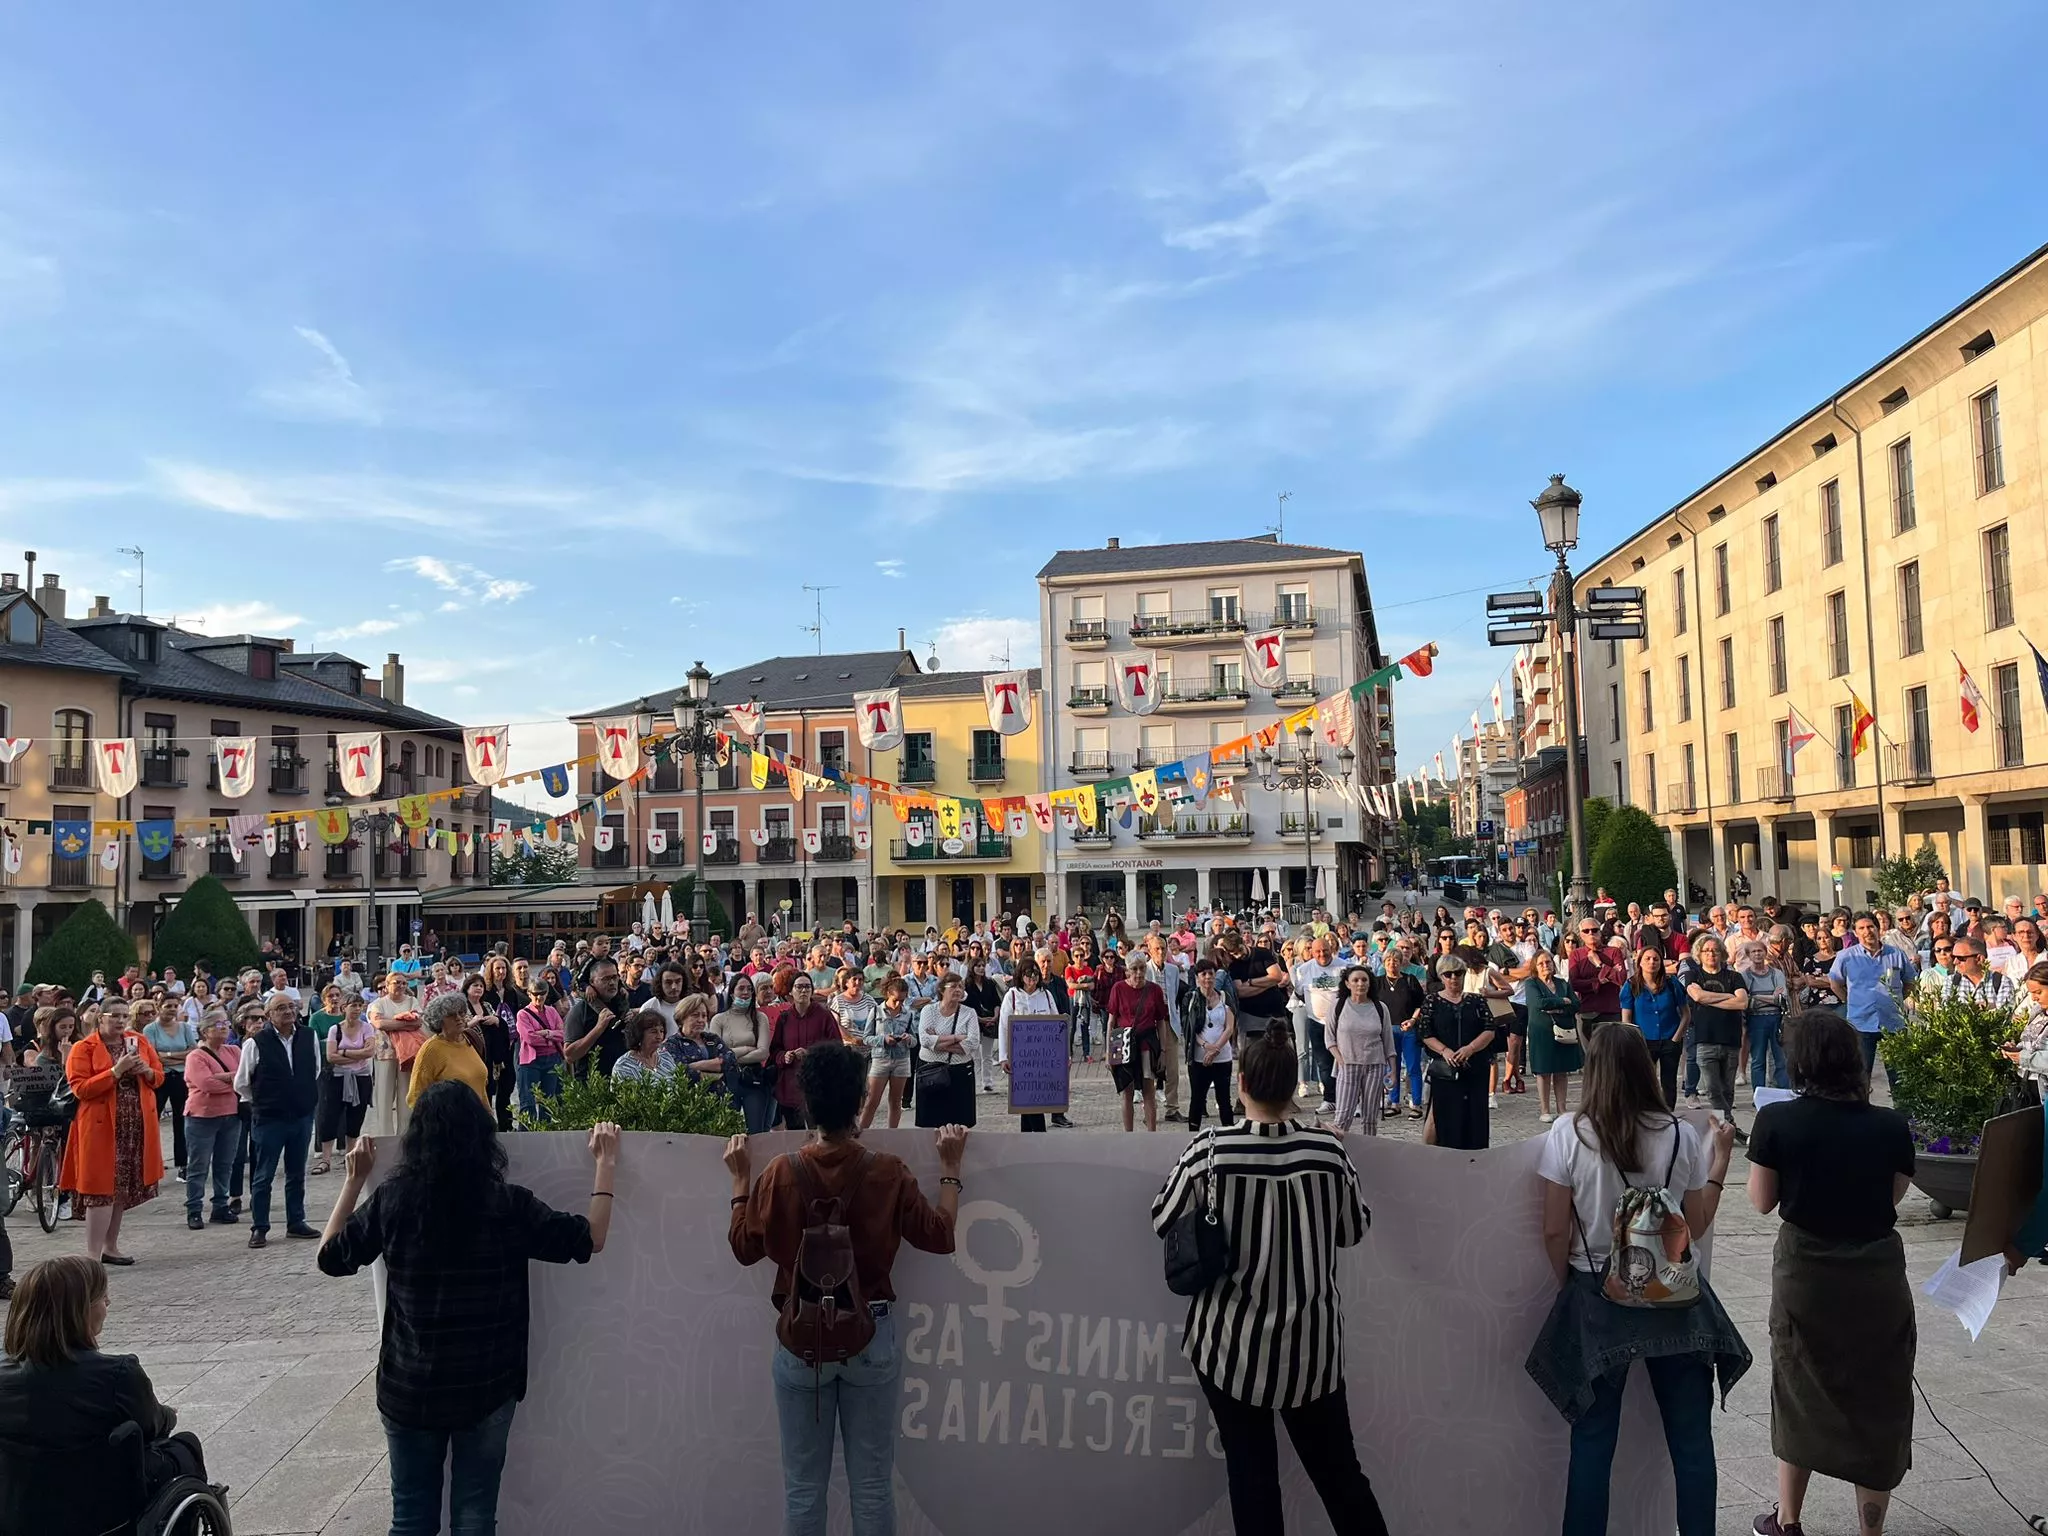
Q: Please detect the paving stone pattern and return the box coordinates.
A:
[13,1074,2048,1535]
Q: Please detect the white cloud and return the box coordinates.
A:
[481,578,533,603]
[931,614,1037,672]
[874,559,905,578]
[255,325,382,425]
[391,556,463,591]
[317,617,403,641]
[385,557,533,609]
[174,600,307,635]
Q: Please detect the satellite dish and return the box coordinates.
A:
[926,648,940,672]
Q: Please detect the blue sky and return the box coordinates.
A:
[2,2,2044,798]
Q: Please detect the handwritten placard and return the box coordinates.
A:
[1006,1014,1070,1114]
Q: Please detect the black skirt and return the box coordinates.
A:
[1770,1223,1914,1490]
[913,1062,977,1128]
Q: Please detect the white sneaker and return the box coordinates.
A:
[1539,1112,1557,1124]
[1489,1093,1499,1109]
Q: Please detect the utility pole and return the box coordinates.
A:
[801,584,837,654]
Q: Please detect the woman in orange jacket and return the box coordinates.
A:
[59,996,165,1265]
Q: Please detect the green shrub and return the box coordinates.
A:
[532,1067,745,1135]
[1588,804,1678,910]
[1872,842,1947,910]
[25,899,138,992]
[1882,991,2024,1153]
[666,874,733,940]
[149,874,262,980]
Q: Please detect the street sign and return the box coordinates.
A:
[1164,883,1178,897]
[1488,622,1548,646]
[1486,591,1545,613]
[1478,819,1496,837]
[1585,585,1644,606]
[1589,620,1646,640]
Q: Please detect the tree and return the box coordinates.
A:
[1589,804,1679,910]
[666,874,733,939]
[25,898,138,992]
[1873,841,1947,909]
[1561,796,1617,885]
[150,874,262,981]
[491,842,581,886]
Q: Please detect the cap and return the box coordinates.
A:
[1434,955,1465,977]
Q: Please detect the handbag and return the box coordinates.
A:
[1162,1130,1230,1296]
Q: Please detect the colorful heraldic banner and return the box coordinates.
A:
[451,1131,1688,1536]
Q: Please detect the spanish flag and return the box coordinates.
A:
[1849,691,1876,756]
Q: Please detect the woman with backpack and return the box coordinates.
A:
[1526,1023,1748,1536]
[726,1043,965,1536]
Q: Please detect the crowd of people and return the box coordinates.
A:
[0,875,2037,1535]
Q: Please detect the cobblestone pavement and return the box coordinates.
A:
[13,1067,2047,1535]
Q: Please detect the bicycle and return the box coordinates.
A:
[6,1117,66,1232]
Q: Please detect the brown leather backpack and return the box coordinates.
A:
[775,1150,877,1390]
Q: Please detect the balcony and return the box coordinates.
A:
[1271,604,1326,637]
[759,837,798,865]
[1130,609,1248,646]
[890,834,1012,862]
[967,755,1006,785]
[324,848,357,880]
[1069,750,1118,778]
[898,758,937,786]
[594,844,629,870]
[140,749,185,789]
[705,838,742,865]
[268,850,300,880]
[1159,684,1251,714]
[1888,741,1934,788]
[1666,782,1698,815]
[650,844,685,868]
[139,847,182,881]
[1138,812,1252,844]
[816,834,857,863]
[208,843,246,879]
[1066,687,1111,717]
[270,754,309,795]
[50,856,92,890]
[1278,814,1325,842]
[1070,822,1112,845]
[1064,620,1113,650]
[1271,678,1320,702]
[51,760,91,790]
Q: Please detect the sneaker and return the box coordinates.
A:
[1489,1093,1499,1109]
[1164,1109,1184,1123]
[1051,1115,1074,1129]
[1753,1508,1803,1536]
[229,1198,242,1214]
[248,1231,268,1249]
[1731,1122,1749,1146]
[57,1198,71,1221]
[187,1214,205,1231]
[209,1209,239,1225]
[1539,1112,1556,1124]
[285,1223,321,1240]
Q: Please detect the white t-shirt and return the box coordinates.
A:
[1291,960,1347,1026]
[1535,1113,1709,1272]
[1194,995,1234,1063]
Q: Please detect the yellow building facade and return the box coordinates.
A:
[872,670,1045,931]
[1581,242,2048,908]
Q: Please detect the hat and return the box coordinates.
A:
[1434,955,1465,977]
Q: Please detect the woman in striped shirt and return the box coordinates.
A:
[1150,1025,1388,1536]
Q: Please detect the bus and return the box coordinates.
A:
[1427,856,1483,900]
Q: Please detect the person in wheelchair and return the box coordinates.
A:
[0,1255,220,1535]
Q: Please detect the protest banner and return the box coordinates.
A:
[1006,1016,1070,1115]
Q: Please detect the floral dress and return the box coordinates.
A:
[78,1075,158,1212]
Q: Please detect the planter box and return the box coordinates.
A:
[1911,1151,1979,1220]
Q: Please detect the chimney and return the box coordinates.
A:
[898,627,906,652]
[36,573,64,621]
[87,595,113,619]
[362,677,381,698]
[382,652,405,706]
[1106,537,1120,549]
[0,573,16,594]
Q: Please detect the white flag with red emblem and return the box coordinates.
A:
[728,701,763,737]
[982,671,1031,736]
[336,733,382,797]
[1116,652,1161,716]
[802,827,821,854]
[647,827,668,855]
[1244,630,1286,689]
[463,726,510,787]
[594,824,615,853]
[94,739,139,797]
[212,737,257,799]
[702,829,718,854]
[853,826,871,850]
[854,689,903,751]
[595,718,639,780]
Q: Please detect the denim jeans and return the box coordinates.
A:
[384,1397,517,1536]
[1071,998,1099,1058]
[1299,1013,1334,1103]
[515,1059,561,1121]
[1682,1030,1700,1097]
[1563,1354,1716,1536]
[184,1113,240,1218]
[249,1113,312,1234]
[1644,1035,1684,1108]
[1386,1028,1425,1109]
[771,1309,901,1536]
[1694,1043,1739,1118]
[1748,1011,1788,1089]
[1857,1028,1889,1086]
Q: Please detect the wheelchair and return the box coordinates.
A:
[0,1421,233,1536]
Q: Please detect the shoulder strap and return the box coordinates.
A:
[1662,1119,1683,1189]
[784,1150,817,1213]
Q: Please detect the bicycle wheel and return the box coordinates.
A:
[34,1133,61,1233]
[2,1125,23,1217]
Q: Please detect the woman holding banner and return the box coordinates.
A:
[997,958,1068,1132]
[914,974,978,1128]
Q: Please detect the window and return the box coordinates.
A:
[3,597,38,647]
[651,809,682,865]
[1768,616,1788,695]
[1210,719,1247,766]
[970,728,1004,778]
[1682,743,1697,807]
[1207,588,1240,623]
[1724,733,1741,804]
[1896,561,1923,656]
[763,731,790,788]
[1639,673,1654,733]
[1976,388,2005,493]
[1069,594,1106,638]
[1281,647,1313,687]
[1905,685,1932,779]
[1880,386,1909,414]
[1672,569,1688,634]
[50,801,91,887]
[1211,657,1244,693]
[1275,583,1311,625]
[1072,726,1107,771]
[1990,812,2047,867]
[209,808,241,877]
[1644,753,1658,813]
[141,712,177,786]
[270,726,302,793]
[204,718,239,790]
[1848,828,1880,868]
[1072,659,1107,705]
[816,729,847,775]
[1762,515,1782,593]
[1138,724,1175,766]
[1985,523,2014,630]
[1607,682,1621,742]
[249,646,275,681]
[1774,719,1792,781]
[1995,661,2024,769]
[1889,438,1916,532]
[709,808,737,849]
[1712,544,1730,616]
[52,709,91,788]
[1136,590,1170,622]
[1820,480,1843,566]
[326,733,342,796]
[1825,591,1850,678]
[1962,330,1997,362]
[1719,637,1736,710]
[1834,704,1857,791]
[1676,654,1692,723]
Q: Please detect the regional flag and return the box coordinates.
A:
[1957,654,1987,733]
[1849,692,1876,756]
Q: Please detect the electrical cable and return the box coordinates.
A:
[1912,1373,2046,1533]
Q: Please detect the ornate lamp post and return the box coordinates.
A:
[670,660,726,943]
[1256,723,1355,921]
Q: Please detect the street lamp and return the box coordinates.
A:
[1256,723,1355,921]
[670,660,727,943]
[1533,474,1590,920]
[328,793,395,972]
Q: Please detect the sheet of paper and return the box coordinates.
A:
[1923,1247,2007,1340]
[1752,1086,1799,1110]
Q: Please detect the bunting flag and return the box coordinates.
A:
[1132,768,1161,814]
[1786,709,1818,770]
[262,824,278,856]
[1006,808,1030,837]
[1849,691,1876,756]
[1433,751,1445,782]
[728,701,763,737]
[397,795,431,830]
[463,726,511,786]
[1116,652,1161,715]
[1957,654,1986,733]
[228,813,263,855]
[853,826,872,850]
[1243,630,1286,689]
[749,752,770,790]
[1316,692,1354,749]
[1397,643,1437,677]
[801,827,821,854]
[295,820,309,851]
[854,689,904,751]
[595,717,639,780]
[314,807,352,845]
[1183,756,1212,806]
[748,826,770,846]
[336,732,383,797]
[540,764,572,798]
[0,738,28,766]
[93,739,139,798]
[904,820,927,848]
[1491,682,1504,726]
[850,786,870,825]
[648,827,669,855]
[1074,784,1098,826]
[210,737,256,798]
[1027,794,1055,833]
[137,821,174,863]
[936,798,963,840]
[1156,760,1190,801]
[594,824,616,853]
[788,769,806,802]
[99,838,121,871]
[53,820,90,859]
[982,671,1032,736]
[702,828,718,854]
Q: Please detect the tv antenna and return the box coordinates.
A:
[1270,492,1291,542]
[801,584,837,653]
[117,546,145,612]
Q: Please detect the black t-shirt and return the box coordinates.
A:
[1227,950,1290,1026]
[564,996,630,1080]
[1748,1095,1915,1242]
[1686,967,1745,1047]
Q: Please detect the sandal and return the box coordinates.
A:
[309,1157,332,1176]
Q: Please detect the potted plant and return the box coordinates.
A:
[1881,991,2026,1218]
